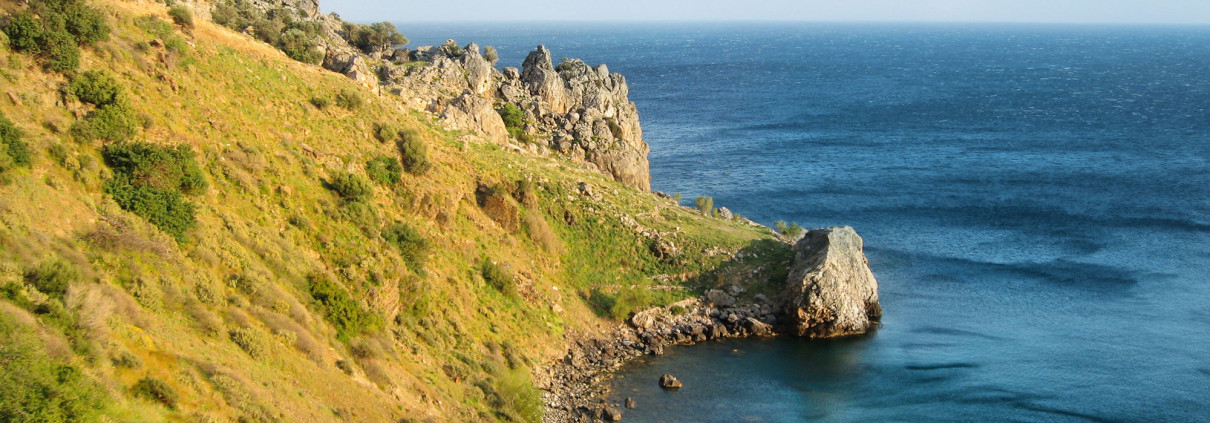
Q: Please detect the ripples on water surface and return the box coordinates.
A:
[404,23,1210,421]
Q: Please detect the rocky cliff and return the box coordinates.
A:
[779,226,882,338]
[382,43,652,191]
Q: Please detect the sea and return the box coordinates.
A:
[402,23,1210,422]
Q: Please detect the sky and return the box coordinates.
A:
[321,0,1210,24]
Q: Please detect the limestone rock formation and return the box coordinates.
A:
[440,91,508,145]
[376,43,652,191]
[779,226,882,338]
[521,46,572,114]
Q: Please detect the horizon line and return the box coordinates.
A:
[332,17,1210,27]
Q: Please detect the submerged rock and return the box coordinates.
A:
[779,226,882,338]
[625,397,636,409]
[603,406,624,421]
[659,374,683,389]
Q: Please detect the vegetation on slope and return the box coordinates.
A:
[0,0,789,421]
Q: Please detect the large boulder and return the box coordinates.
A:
[779,226,881,338]
[440,91,508,145]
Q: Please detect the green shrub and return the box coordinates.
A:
[131,377,178,408]
[309,96,331,109]
[307,275,381,343]
[382,222,428,270]
[669,305,687,316]
[133,15,173,40]
[496,103,533,143]
[66,71,125,107]
[59,1,110,44]
[1,0,110,72]
[4,13,44,53]
[103,143,207,241]
[0,114,31,169]
[365,155,401,185]
[373,122,401,143]
[228,327,270,359]
[71,102,138,143]
[695,196,714,216]
[334,88,363,110]
[23,260,80,299]
[39,28,80,72]
[480,258,516,297]
[0,314,107,422]
[774,220,805,239]
[278,28,322,64]
[326,171,373,202]
[397,134,430,175]
[167,5,194,29]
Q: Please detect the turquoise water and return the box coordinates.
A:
[403,23,1210,421]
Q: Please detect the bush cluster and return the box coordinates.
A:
[342,21,407,56]
[167,5,193,30]
[131,377,178,409]
[695,196,713,216]
[496,103,533,144]
[1,114,32,172]
[102,142,208,241]
[212,0,325,64]
[23,260,80,300]
[382,222,429,270]
[334,88,363,110]
[775,220,805,239]
[1,0,110,72]
[326,170,374,202]
[0,314,107,422]
[307,275,381,342]
[365,155,401,185]
[480,258,516,297]
[397,131,431,175]
[67,71,139,143]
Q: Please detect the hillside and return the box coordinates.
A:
[0,0,790,421]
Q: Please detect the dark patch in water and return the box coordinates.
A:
[905,362,980,371]
[900,342,958,349]
[911,326,1003,340]
[1198,368,1210,377]
[1014,403,1124,423]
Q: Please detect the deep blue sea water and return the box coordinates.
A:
[403,23,1210,422]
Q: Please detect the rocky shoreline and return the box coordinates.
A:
[535,226,883,422]
[535,293,779,423]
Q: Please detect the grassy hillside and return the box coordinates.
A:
[0,0,787,421]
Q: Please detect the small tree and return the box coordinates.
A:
[695,196,713,216]
[484,45,499,64]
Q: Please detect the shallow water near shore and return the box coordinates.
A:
[403,23,1210,421]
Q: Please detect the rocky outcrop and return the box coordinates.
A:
[521,46,572,114]
[376,43,652,191]
[441,91,508,145]
[779,226,882,338]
